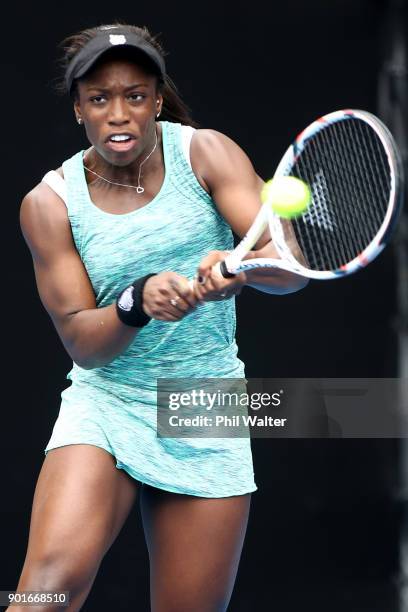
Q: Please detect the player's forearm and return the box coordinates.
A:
[244,268,308,294]
[243,244,309,295]
[60,303,141,369]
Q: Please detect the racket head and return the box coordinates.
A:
[268,109,404,279]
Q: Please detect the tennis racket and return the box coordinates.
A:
[209,109,404,281]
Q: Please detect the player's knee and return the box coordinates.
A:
[22,550,98,598]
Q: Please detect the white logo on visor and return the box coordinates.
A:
[109,34,127,45]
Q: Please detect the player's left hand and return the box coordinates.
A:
[193,250,247,302]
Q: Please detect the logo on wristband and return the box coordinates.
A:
[118,286,134,311]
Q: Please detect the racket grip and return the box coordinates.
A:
[219,260,236,278]
[188,255,236,292]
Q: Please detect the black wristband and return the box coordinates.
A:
[116,273,157,327]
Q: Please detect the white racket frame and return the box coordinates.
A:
[220,109,403,280]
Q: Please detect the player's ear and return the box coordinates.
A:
[155,93,163,118]
[73,99,82,125]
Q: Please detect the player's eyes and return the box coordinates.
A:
[90,95,106,104]
[88,94,145,104]
[128,93,145,102]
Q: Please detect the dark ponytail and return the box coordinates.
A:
[55,21,199,128]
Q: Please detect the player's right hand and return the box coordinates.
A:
[142,271,199,321]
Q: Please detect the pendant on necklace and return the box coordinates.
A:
[136,186,144,194]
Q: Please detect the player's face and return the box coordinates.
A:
[74,58,162,167]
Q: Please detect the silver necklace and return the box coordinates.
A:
[83,129,158,194]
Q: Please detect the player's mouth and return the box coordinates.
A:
[105,133,137,152]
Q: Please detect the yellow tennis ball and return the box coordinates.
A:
[261,176,311,219]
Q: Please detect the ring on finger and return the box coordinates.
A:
[219,291,228,298]
[170,296,181,307]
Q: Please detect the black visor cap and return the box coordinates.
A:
[65,28,166,94]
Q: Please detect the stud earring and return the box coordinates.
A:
[77,117,82,124]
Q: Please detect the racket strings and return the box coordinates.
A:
[312,130,361,263]
[299,134,355,269]
[357,119,392,214]
[297,139,341,269]
[313,124,373,261]
[289,118,391,271]
[346,121,386,230]
[347,121,391,233]
[334,125,376,253]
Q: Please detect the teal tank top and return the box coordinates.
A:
[62,120,245,391]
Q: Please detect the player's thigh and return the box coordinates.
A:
[20,444,138,578]
[140,484,251,612]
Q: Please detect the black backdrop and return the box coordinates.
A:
[0,1,401,610]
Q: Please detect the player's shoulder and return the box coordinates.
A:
[21,166,64,205]
[20,166,67,230]
[191,127,239,151]
[190,127,254,184]
[190,128,246,170]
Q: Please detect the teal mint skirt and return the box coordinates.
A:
[44,377,257,498]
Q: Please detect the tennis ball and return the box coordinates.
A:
[261,176,311,219]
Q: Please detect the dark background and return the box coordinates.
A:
[0,1,403,610]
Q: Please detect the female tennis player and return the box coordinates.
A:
[13,22,308,612]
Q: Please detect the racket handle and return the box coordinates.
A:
[219,260,236,278]
[188,256,236,292]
